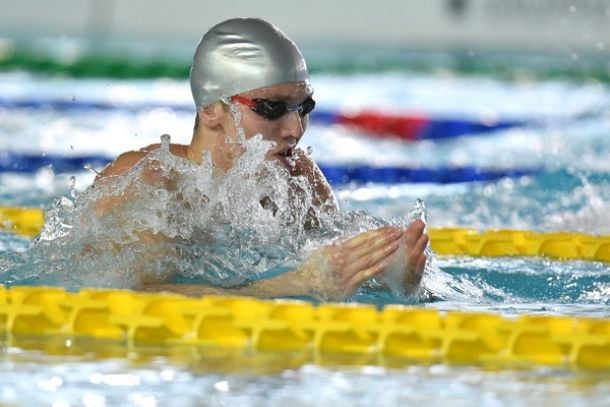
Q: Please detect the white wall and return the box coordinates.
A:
[1,0,609,54]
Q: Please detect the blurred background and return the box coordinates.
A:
[2,0,610,77]
[0,0,609,233]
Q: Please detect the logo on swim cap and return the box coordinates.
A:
[190,18,310,108]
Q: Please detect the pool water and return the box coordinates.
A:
[2,335,610,406]
[0,68,609,405]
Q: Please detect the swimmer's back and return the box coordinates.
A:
[97,143,189,179]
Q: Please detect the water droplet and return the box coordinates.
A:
[83,164,99,175]
[68,176,77,199]
[413,198,428,224]
[160,134,171,150]
[306,146,314,155]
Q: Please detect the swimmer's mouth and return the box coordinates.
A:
[279,148,294,158]
[276,147,295,168]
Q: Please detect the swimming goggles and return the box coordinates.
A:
[231,95,316,120]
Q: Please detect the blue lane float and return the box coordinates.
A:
[319,164,539,185]
[0,98,195,114]
[0,151,539,184]
[0,97,523,140]
[0,151,110,174]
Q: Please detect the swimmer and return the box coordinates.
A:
[93,18,428,301]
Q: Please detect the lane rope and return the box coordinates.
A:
[3,47,609,83]
[0,285,608,370]
[0,96,521,140]
[318,164,538,185]
[0,151,539,184]
[0,206,607,263]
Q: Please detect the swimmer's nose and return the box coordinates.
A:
[279,110,306,140]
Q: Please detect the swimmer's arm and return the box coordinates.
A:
[140,226,407,300]
[140,272,312,298]
[143,221,429,299]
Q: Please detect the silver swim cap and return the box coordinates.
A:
[190,18,310,108]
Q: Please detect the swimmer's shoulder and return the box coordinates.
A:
[97,143,189,179]
[292,149,339,213]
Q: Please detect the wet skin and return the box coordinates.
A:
[95,81,429,301]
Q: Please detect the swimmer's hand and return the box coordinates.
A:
[400,219,428,295]
[297,226,404,301]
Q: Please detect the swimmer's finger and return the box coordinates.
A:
[342,228,403,261]
[417,234,429,254]
[404,254,426,292]
[414,253,427,282]
[405,220,426,247]
[407,234,429,271]
[348,258,390,288]
[417,254,427,275]
[346,240,400,275]
[349,230,403,263]
[341,226,398,250]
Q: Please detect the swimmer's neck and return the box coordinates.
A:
[186,126,207,164]
[188,126,246,172]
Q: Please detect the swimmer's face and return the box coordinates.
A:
[225,81,313,169]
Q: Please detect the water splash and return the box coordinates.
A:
[83,164,99,176]
[410,198,428,223]
[546,169,610,233]
[0,133,319,289]
[224,99,246,144]
[0,134,512,304]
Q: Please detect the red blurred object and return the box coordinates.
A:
[337,111,429,140]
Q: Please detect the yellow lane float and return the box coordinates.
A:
[0,286,609,370]
[0,206,608,263]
